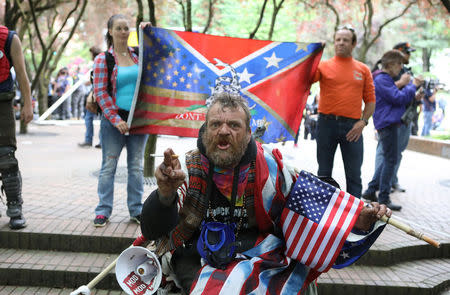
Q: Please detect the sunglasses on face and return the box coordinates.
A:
[337,25,355,32]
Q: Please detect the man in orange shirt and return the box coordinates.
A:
[312,26,375,198]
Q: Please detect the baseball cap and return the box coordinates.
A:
[393,42,416,53]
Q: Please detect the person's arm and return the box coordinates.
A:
[346,66,375,142]
[394,73,411,89]
[428,89,437,103]
[10,34,33,124]
[345,102,375,142]
[92,53,123,127]
[140,189,180,240]
[140,148,186,240]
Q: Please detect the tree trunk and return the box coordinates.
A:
[147,0,157,26]
[144,134,158,177]
[422,48,432,72]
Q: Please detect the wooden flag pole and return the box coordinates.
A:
[380,215,440,248]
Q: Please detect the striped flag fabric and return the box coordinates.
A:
[281,171,364,272]
[129,26,323,143]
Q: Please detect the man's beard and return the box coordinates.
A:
[202,131,249,168]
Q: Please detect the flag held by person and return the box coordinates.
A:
[129,26,323,143]
[281,170,365,272]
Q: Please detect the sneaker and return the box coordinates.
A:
[362,190,377,202]
[93,215,108,227]
[381,201,402,211]
[78,142,92,148]
[130,215,141,225]
[391,183,406,193]
[94,143,101,149]
[9,215,27,230]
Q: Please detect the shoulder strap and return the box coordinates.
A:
[132,46,139,56]
[104,51,115,96]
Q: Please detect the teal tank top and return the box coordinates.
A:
[116,64,139,111]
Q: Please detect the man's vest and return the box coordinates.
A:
[0,26,11,83]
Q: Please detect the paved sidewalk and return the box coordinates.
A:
[1,121,449,293]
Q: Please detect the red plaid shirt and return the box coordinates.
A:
[93,47,139,126]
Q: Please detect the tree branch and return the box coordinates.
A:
[176,0,187,31]
[324,0,340,31]
[366,0,416,51]
[268,0,285,40]
[249,0,269,39]
[440,0,450,12]
[147,0,157,26]
[136,0,144,33]
[202,0,218,34]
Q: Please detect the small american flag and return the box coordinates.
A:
[281,171,364,272]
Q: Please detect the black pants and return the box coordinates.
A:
[171,244,202,295]
[0,96,16,148]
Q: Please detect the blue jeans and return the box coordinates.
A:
[370,123,410,190]
[421,110,433,136]
[95,116,148,218]
[316,116,363,198]
[84,109,95,144]
[368,125,399,203]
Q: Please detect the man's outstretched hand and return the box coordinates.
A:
[155,148,186,201]
[353,202,392,231]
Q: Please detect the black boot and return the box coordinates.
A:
[362,190,377,202]
[381,200,402,211]
[2,171,27,229]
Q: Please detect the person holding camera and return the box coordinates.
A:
[363,42,421,202]
[364,50,423,211]
[421,82,438,136]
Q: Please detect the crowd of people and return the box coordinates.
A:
[0,13,446,295]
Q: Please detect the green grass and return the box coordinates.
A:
[430,134,450,140]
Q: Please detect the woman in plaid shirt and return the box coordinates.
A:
[92,14,148,227]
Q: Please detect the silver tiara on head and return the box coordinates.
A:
[205,59,241,108]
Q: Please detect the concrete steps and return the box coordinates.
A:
[0,229,449,294]
[0,248,120,291]
[0,286,126,294]
[318,258,450,295]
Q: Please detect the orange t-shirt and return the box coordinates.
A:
[313,56,375,119]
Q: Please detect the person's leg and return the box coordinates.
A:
[310,119,317,140]
[171,245,202,295]
[0,147,26,229]
[339,120,363,198]
[95,117,125,218]
[391,123,411,190]
[377,125,400,209]
[71,94,78,119]
[84,109,94,144]
[0,99,26,229]
[126,133,149,218]
[421,111,432,136]
[365,141,383,194]
[316,116,338,180]
[64,97,71,119]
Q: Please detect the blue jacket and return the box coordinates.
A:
[372,72,416,130]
